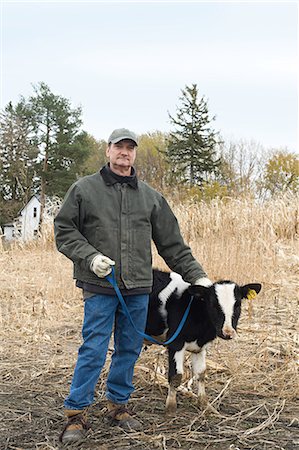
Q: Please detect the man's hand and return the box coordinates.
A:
[193,277,213,287]
[90,254,115,278]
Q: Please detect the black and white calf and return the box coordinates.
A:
[145,270,262,413]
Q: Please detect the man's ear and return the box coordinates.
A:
[240,283,262,300]
[188,285,209,300]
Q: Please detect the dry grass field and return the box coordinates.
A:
[0,194,298,450]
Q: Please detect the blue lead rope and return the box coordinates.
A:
[106,267,194,346]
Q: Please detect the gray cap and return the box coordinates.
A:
[108,128,138,146]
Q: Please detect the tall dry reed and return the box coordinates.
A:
[0,192,298,449]
[148,193,298,287]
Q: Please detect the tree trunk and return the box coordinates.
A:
[39,114,50,230]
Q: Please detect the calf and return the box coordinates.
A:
[145,270,262,413]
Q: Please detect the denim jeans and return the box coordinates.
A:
[64,293,149,410]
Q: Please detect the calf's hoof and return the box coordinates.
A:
[165,402,177,416]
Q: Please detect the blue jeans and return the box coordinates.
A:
[64,293,149,410]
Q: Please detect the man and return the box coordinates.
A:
[54,128,211,444]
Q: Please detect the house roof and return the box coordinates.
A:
[17,195,41,215]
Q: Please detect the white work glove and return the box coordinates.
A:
[90,254,115,278]
[193,277,213,287]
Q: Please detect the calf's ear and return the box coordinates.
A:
[188,285,209,300]
[240,283,262,300]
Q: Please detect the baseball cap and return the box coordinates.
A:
[108,128,138,146]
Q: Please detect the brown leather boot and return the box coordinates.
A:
[105,401,142,431]
[59,409,90,445]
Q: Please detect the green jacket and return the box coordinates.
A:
[54,169,207,290]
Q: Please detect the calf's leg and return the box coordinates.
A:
[190,347,208,407]
[166,347,185,414]
[190,347,220,415]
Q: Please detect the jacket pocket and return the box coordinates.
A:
[95,226,119,259]
[129,226,152,283]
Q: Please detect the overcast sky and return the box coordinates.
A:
[1,1,298,151]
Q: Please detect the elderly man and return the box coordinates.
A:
[54,128,211,444]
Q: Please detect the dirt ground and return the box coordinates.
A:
[1,343,298,450]
[0,243,298,450]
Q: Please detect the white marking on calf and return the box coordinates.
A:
[174,347,185,375]
[215,283,237,338]
[191,346,207,401]
[185,340,202,353]
[175,342,208,406]
[175,341,205,376]
[191,345,206,373]
[158,272,190,319]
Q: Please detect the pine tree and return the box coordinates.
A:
[0,83,94,226]
[0,101,39,224]
[167,84,220,185]
[27,82,90,220]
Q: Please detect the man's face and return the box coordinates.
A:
[106,139,137,173]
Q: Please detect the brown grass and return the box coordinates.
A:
[0,193,298,449]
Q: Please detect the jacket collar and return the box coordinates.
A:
[100,164,138,189]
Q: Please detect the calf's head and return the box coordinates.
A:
[188,281,262,339]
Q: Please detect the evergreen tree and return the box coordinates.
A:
[0,83,94,226]
[0,101,39,224]
[167,84,220,185]
[27,82,90,218]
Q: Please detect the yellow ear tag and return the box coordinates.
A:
[247,289,257,300]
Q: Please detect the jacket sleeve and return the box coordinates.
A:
[151,195,207,284]
[54,183,99,271]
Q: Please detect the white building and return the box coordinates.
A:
[2,195,61,242]
[2,223,14,240]
[3,195,41,241]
